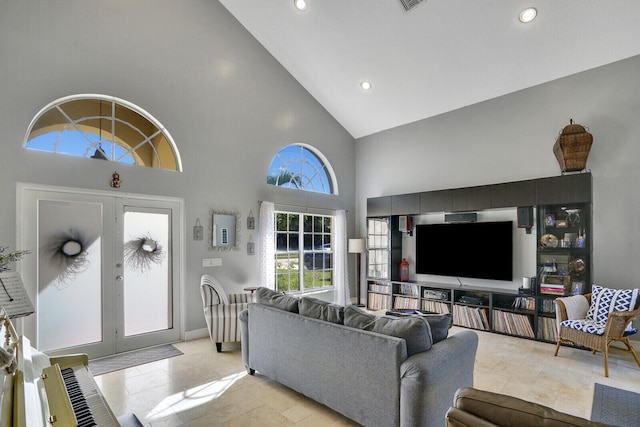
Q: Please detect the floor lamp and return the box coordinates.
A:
[348,238,366,307]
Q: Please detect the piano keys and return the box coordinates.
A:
[1,308,141,427]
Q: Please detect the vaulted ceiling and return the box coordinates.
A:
[219,1,640,139]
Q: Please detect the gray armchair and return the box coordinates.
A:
[200,274,251,352]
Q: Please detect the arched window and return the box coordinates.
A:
[24,94,182,171]
[267,144,337,195]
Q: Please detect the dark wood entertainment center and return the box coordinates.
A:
[366,172,592,343]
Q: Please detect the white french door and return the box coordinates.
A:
[18,184,182,359]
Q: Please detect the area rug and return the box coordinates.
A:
[88,344,183,376]
[591,383,640,426]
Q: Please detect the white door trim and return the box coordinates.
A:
[15,182,185,350]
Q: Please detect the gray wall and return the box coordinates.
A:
[356,54,640,294]
[0,1,356,334]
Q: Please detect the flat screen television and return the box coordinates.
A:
[415,221,513,281]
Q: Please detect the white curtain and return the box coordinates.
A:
[259,201,275,290]
[333,209,351,305]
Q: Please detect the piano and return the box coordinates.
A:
[0,309,141,427]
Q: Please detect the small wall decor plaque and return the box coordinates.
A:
[193,218,203,241]
[247,210,255,230]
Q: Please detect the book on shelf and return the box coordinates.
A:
[539,299,556,314]
[422,299,450,314]
[368,283,390,294]
[367,292,391,310]
[536,316,558,342]
[393,296,419,310]
[540,274,569,295]
[492,309,534,338]
[453,304,489,330]
[512,296,535,311]
[397,283,420,296]
[540,286,565,295]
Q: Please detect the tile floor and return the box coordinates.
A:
[95,328,640,426]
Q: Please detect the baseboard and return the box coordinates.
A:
[184,328,209,341]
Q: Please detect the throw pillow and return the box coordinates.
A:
[255,287,299,313]
[344,305,433,356]
[419,312,452,344]
[586,284,639,331]
[299,297,344,324]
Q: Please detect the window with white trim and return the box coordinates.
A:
[275,211,334,293]
[24,94,182,171]
[267,144,337,195]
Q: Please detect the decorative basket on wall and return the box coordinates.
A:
[553,119,593,173]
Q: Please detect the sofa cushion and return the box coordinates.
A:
[299,297,344,324]
[420,312,452,344]
[255,287,299,313]
[344,305,432,356]
[586,284,639,331]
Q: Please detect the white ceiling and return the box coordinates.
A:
[219,1,640,139]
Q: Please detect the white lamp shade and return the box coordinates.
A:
[348,238,366,254]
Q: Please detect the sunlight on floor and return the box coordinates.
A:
[145,371,247,420]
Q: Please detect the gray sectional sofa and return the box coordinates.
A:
[239,287,479,427]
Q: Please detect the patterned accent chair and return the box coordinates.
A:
[200,274,251,352]
[554,285,640,377]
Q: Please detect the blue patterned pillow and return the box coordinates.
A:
[586,285,639,330]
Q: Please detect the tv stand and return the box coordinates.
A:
[368,279,545,341]
[365,173,592,344]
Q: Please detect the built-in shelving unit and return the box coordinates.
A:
[367,279,557,341]
[365,172,592,343]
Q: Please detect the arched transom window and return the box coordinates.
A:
[267,144,337,195]
[24,94,182,171]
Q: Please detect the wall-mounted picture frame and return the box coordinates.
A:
[247,241,255,255]
[555,219,568,228]
[247,211,255,230]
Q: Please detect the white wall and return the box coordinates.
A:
[356,54,640,295]
[0,1,356,335]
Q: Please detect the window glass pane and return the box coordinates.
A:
[276,233,288,252]
[276,213,288,231]
[303,215,312,232]
[314,216,322,232]
[288,214,299,231]
[25,96,180,171]
[289,233,299,251]
[266,144,335,194]
[323,217,331,233]
[303,234,312,250]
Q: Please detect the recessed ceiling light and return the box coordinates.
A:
[519,7,537,23]
[361,81,372,91]
[294,0,307,11]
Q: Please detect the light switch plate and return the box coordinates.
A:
[202,258,222,267]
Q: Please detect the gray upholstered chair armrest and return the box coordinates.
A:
[400,330,479,427]
[238,309,250,371]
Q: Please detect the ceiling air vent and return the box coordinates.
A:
[400,0,424,12]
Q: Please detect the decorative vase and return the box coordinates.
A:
[553,119,593,173]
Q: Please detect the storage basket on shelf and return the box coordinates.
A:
[553,119,593,173]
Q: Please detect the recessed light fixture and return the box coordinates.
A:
[361,81,372,91]
[294,0,307,11]
[519,7,537,23]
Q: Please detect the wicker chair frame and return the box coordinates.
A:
[554,293,640,377]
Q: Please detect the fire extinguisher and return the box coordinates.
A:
[400,258,410,282]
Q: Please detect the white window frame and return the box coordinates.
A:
[274,210,335,294]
